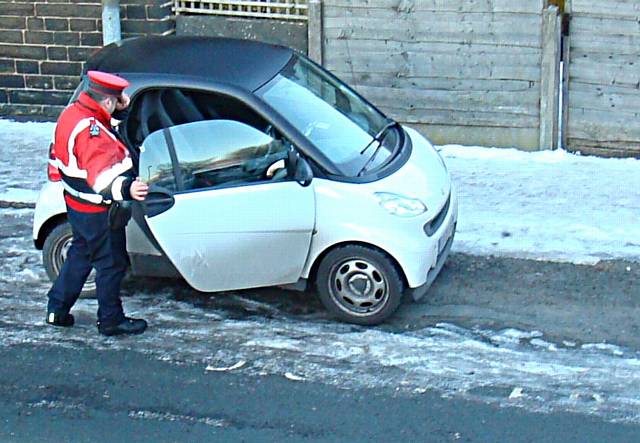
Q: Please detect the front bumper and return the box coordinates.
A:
[406,223,456,301]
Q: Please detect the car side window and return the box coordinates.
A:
[123,88,271,151]
[139,129,177,191]
[140,120,290,192]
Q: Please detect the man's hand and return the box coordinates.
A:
[115,93,130,112]
[130,177,148,201]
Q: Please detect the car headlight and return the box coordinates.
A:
[375,192,427,217]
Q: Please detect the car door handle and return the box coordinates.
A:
[142,185,175,218]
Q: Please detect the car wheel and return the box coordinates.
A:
[315,245,405,325]
[42,222,97,298]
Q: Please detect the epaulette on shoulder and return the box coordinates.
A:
[89,117,100,137]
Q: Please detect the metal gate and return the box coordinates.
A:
[174,0,309,21]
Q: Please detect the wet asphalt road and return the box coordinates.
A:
[1,207,640,441]
[2,344,639,443]
[399,253,640,349]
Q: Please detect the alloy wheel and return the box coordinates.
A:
[328,258,389,317]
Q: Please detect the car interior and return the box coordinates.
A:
[124,88,270,149]
[124,88,292,191]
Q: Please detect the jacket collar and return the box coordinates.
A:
[76,92,112,127]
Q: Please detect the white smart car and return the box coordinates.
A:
[33,36,457,325]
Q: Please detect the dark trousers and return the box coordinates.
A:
[47,206,128,327]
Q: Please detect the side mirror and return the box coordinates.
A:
[294,155,313,187]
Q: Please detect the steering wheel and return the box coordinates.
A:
[266,159,287,180]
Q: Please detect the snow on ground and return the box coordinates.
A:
[440,145,640,264]
[0,187,39,204]
[2,119,640,424]
[2,118,638,265]
[1,214,639,424]
[0,120,53,203]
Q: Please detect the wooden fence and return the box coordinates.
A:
[321,0,560,150]
[564,0,640,157]
[172,0,640,157]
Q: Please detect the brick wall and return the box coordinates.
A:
[0,0,174,118]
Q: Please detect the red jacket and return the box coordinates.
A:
[50,92,134,213]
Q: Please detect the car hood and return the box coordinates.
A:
[373,126,451,216]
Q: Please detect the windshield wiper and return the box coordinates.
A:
[360,119,397,155]
[357,120,398,176]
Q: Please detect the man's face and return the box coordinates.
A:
[103,96,117,115]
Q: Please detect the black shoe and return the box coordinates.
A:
[46,312,75,327]
[98,317,147,336]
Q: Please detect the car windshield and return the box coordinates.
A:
[257,56,399,176]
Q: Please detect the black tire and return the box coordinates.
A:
[315,245,405,325]
[42,222,97,298]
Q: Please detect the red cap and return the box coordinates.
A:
[86,70,129,96]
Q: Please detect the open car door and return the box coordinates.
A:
[138,120,315,292]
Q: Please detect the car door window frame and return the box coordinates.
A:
[177,120,292,193]
[141,119,297,195]
[122,79,340,175]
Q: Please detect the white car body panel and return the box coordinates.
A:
[33,180,163,258]
[33,181,66,241]
[301,127,457,288]
[33,127,456,294]
[143,181,315,292]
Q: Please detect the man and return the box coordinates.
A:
[46,70,149,336]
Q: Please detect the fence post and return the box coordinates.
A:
[102,0,122,45]
[539,5,561,149]
[308,0,323,64]
[561,0,572,150]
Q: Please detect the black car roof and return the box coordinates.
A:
[84,36,294,91]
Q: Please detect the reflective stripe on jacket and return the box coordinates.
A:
[52,92,133,212]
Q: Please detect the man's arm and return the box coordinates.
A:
[77,134,147,202]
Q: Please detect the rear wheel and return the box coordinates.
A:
[315,245,404,325]
[42,222,97,298]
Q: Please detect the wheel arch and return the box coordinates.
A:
[34,213,67,250]
[307,240,408,290]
